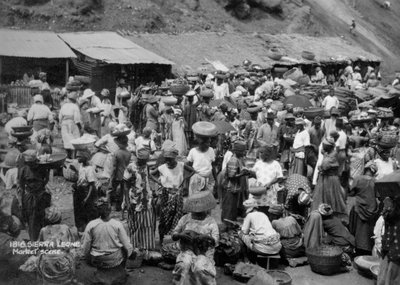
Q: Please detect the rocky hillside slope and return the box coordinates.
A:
[0,0,399,78]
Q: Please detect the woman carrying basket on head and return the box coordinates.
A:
[150,146,195,245]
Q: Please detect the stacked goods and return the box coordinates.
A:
[334,87,357,114]
[66,80,82,92]
[74,75,91,85]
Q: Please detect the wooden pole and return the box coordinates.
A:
[0,57,3,85]
[65,59,69,84]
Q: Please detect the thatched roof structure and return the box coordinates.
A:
[127,32,381,75]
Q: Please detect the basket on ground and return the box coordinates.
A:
[306,245,343,275]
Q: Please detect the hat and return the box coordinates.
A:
[163,146,179,158]
[314,116,322,124]
[137,148,150,160]
[162,139,176,151]
[33,94,44,104]
[114,135,128,148]
[45,206,62,224]
[0,149,20,169]
[268,204,284,216]
[322,137,335,146]
[185,90,197,97]
[142,127,152,138]
[330,108,340,116]
[67,91,78,101]
[365,161,378,174]
[318,203,333,216]
[266,112,275,119]
[354,66,361,71]
[285,113,295,120]
[200,89,214,98]
[295,118,305,125]
[232,140,246,152]
[23,149,37,162]
[183,191,217,213]
[329,130,339,140]
[247,105,261,114]
[174,108,182,116]
[243,199,258,214]
[101,89,110,97]
[82,89,95,99]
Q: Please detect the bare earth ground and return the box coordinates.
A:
[3,176,373,285]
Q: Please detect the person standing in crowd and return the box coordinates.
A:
[323,107,340,138]
[81,198,133,285]
[82,88,103,137]
[151,146,194,245]
[197,89,214,122]
[290,118,310,176]
[311,137,347,217]
[221,140,249,222]
[124,148,156,251]
[239,199,282,262]
[322,89,339,112]
[348,161,379,255]
[27,94,54,133]
[171,108,188,156]
[144,96,160,131]
[135,127,157,156]
[312,66,327,85]
[110,135,131,212]
[19,149,51,240]
[115,78,129,110]
[59,91,82,159]
[257,112,279,148]
[309,116,324,149]
[100,88,116,137]
[4,109,28,143]
[183,90,199,148]
[159,106,174,141]
[243,104,262,161]
[335,118,348,188]
[278,112,297,170]
[213,74,229,100]
[71,150,98,232]
[187,136,216,196]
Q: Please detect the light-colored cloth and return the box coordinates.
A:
[38,224,78,243]
[241,211,282,254]
[59,102,81,149]
[372,215,385,257]
[213,82,229,100]
[293,129,310,158]
[322,118,336,138]
[375,158,395,180]
[257,123,279,147]
[190,255,217,285]
[172,250,196,285]
[4,168,18,191]
[27,104,53,122]
[77,165,97,187]
[377,256,400,285]
[115,86,129,108]
[187,147,215,177]
[336,130,347,150]
[135,136,156,155]
[171,118,188,156]
[95,134,120,154]
[81,218,133,258]
[4,117,27,138]
[221,151,233,171]
[158,162,184,188]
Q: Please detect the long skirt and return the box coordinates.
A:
[22,189,51,240]
[172,121,188,156]
[32,119,49,132]
[378,256,400,285]
[61,119,80,150]
[129,208,156,250]
[289,157,306,176]
[159,188,184,238]
[311,174,347,215]
[221,191,244,222]
[348,206,378,252]
[89,113,101,137]
[188,173,212,196]
[73,185,98,232]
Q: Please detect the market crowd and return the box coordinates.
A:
[1,62,400,285]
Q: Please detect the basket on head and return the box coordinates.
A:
[183,191,217,213]
[192,121,218,137]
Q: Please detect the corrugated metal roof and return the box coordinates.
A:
[0,29,76,58]
[58,31,173,65]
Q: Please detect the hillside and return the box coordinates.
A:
[1,0,399,79]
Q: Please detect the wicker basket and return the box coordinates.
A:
[170,84,190,96]
[72,141,94,150]
[304,107,324,120]
[268,48,283,61]
[306,245,343,275]
[249,185,267,196]
[301,51,316,60]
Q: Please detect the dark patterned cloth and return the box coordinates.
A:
[159,187,184,238]
[284,174,311,209]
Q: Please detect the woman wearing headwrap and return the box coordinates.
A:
[150,146,195,245]
[71,150,98,232]
[124,148,156,250]
[100,89,116,137]
[59,91,82,158]
[348,162,379,254]
[36,206,79,284]
[221,140,249,223]
[311,137,347,217]
[19,149,51,240]
[27,94,54,135]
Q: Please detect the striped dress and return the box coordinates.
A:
[125,164,156,250]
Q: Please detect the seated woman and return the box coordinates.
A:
[239,199,282,263]
[162,191,219,266]
[304,203,355,257]
[81,198,133,285]
[270,205,305,259]
[190,234,217,285]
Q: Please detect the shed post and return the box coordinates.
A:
[0,57,2,84]
[65,59,69,84]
